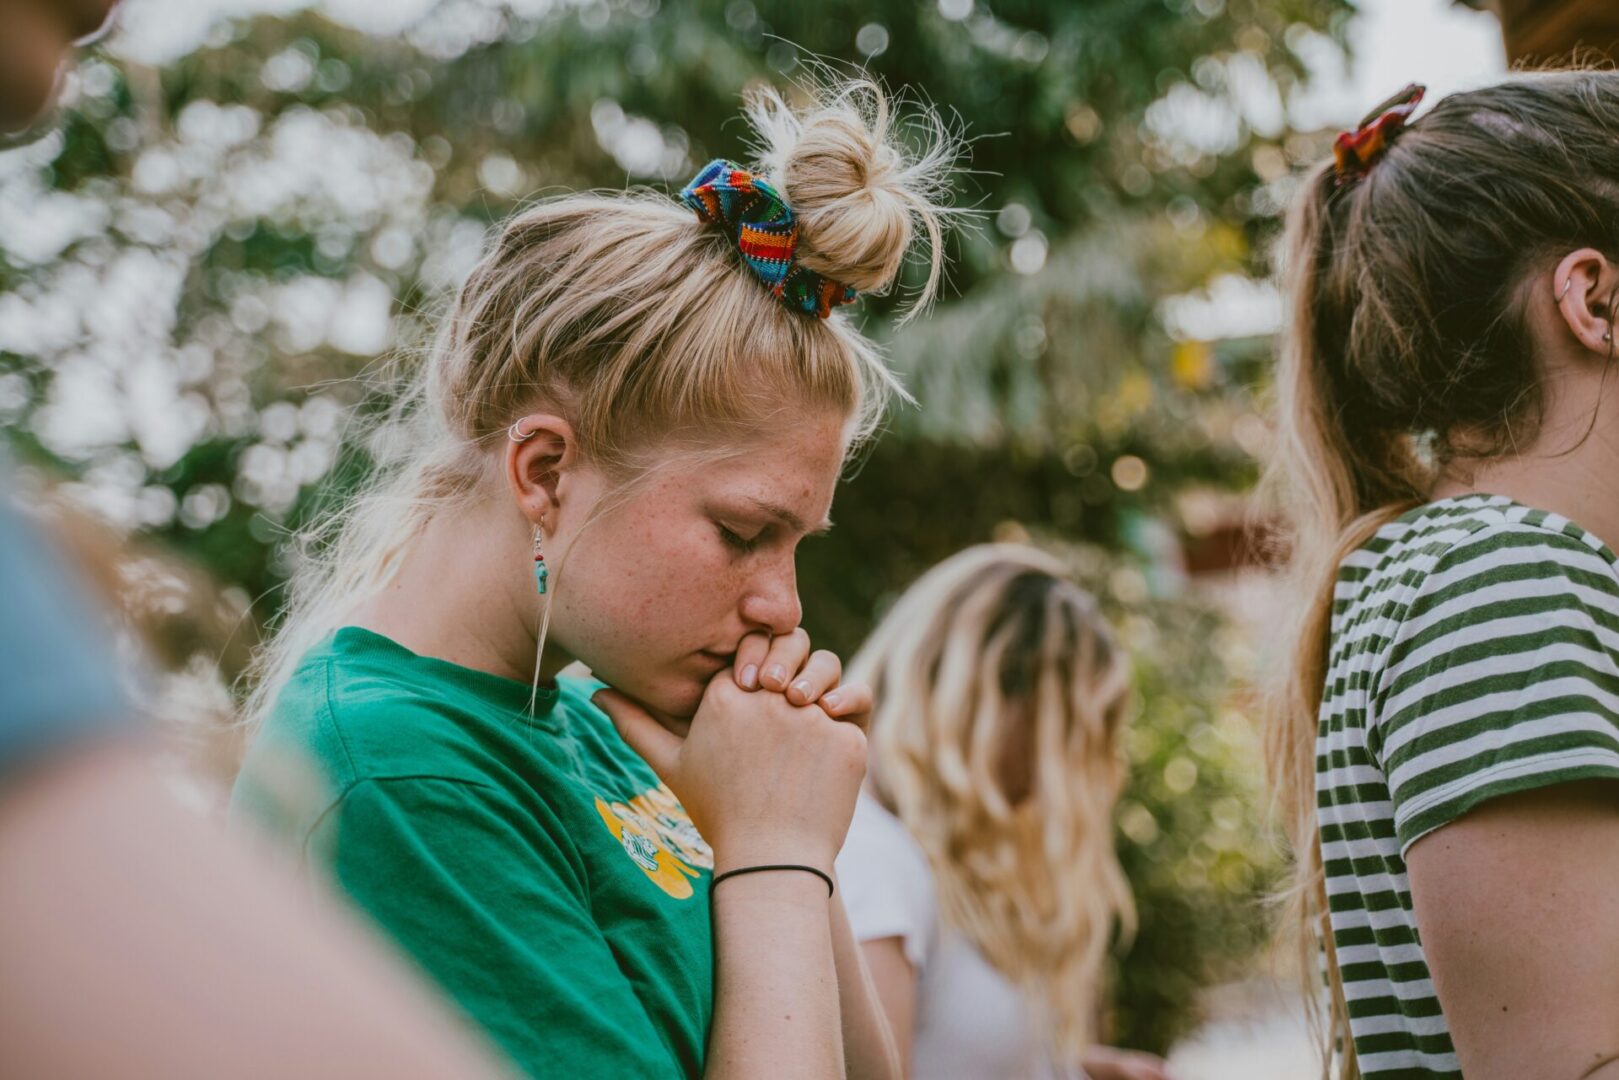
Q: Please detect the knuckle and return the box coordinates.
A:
[707,676,742,705]
[832,722,867,759]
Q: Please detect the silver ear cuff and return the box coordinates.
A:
[508,418,537,443]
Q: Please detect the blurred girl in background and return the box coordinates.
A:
[836,544,1171,1080]
[233,76,956,1080]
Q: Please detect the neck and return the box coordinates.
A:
[349,495,575,686]
[1432,382,1619,550]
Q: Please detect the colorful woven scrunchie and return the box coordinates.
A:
[679,158,858,319]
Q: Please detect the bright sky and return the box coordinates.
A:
[1294,0,1506,128]
[107,0,1509,105]
[1159,0,1507,342]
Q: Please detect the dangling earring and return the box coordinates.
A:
[532,522,549,596]
[525,518,555,721]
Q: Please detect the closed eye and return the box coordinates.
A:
[717,523,763,553]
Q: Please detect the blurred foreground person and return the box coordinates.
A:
[0,497,511,1078]
[836,545,1171,1080]
[0,5,510,1077]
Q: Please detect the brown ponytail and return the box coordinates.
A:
[1263,70,1619,1077]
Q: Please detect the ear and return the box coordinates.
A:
[504,413,577,527]
[1552,248,1619,357]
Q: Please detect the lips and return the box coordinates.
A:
[695,649,734,673]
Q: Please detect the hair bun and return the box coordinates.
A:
[745,79,958,318]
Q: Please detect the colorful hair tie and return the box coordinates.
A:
[1333,83,1426,187]
[679,158,857,319]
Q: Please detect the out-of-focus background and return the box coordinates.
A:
[6,0,1601,1071]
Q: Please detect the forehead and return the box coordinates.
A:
[656,412,848,520]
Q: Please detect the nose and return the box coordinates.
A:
[739,553,802,637]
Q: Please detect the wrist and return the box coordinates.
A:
[708,865,833,910]
[712,862,834,897]
[710,840,835,879]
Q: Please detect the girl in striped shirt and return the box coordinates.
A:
[1266,74,1619,1079]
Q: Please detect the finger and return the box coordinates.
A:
[593,688,682,780]
[818,681,872,729]
[731,630,772,691]
[759,627,812,693]
[786,649,842,706]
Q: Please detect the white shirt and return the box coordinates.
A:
[836,792,1084,1080]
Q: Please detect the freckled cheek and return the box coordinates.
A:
[593,529,741,650]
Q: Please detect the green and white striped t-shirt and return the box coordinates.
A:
[1317,495,1619,1078]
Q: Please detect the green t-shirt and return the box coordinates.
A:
[1318,495,1619,1078]
[231,627,715,1078]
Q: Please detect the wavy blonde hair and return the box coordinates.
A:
[241,76,958,730]
[850,543,1134,1064]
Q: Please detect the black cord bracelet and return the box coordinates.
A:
[710,863,835,897]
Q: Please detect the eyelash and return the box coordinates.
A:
[718,524,762,554]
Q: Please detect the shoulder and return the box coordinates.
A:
[234,642,507,838]
[1341,499,1619,632]
[1393,505,1619,645]
[842,790,932,875]
[1427,503,1615,584]
[836,792,939,967]
[320,647,503,785]
[1365,506,1619,850]
[1372,503,1619,705]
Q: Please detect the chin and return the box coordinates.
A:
[595,665,707,722]
[649,676,707,721]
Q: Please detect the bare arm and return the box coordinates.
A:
[0,745,510,1079]
[1407,781,1619,1080]
[859,936,919,1078]
[831,888,903,1080]
[707,867,843,1079]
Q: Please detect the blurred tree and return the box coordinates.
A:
[0,0,1352,1052]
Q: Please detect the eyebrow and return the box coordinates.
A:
[747,497,833,536]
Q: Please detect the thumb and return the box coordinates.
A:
[593,687,683,780]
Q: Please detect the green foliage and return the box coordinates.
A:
[0,0,1351,1050]
[1105,594,1278,1051]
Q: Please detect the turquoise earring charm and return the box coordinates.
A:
[532,525,549,596]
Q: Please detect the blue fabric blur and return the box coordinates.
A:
[0,491,130,782]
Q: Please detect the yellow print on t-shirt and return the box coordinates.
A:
[594,783,713,900]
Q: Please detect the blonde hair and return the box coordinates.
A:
[850,544,1134,1064]
[241,77,957,731]
[1263,72,1619,1077]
